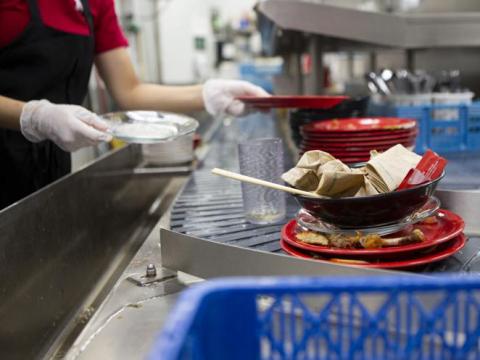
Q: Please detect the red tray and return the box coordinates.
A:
[236,95,348,109]
[303,118,417,133]
[280,235,466,269]
[281,209,465,257]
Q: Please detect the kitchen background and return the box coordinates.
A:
[75,0,480,168]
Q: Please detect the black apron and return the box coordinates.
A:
[0,0,95,209]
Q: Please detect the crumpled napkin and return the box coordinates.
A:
[296,150,335,170]
[366,144,421,192]
[282,145,422,198]
[281,168,319,191]
[315,160,364,197]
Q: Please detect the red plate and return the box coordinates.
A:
[281,209,465,257]
[301,129,417,139]
[306,151,372,158]
[300,148,415,157]
[299,145,412,153]
[306,150,373,157]
[298,148,373,157]
[303,118,417,133]
[301,137,416,148]
[300,138,415,148]
[236,96,349,109]
[300,147,401,156]
[298,153,370,164]
[301,132,418,143]
[299,148,414,156]
[337,157,371,164]
[280,235,466,269]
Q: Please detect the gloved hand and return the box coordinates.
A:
[20,99,112,152]
[202,79,270,117]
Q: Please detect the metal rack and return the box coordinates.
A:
[257,0,480,94]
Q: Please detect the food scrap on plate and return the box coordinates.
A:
[296,228,425,249]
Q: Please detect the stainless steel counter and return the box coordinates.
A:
[66,113,480,360]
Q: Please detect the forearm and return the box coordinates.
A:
[118,83,204,113]
[96,48,267,118]
[96,49,205,114]
[0,96,25,130]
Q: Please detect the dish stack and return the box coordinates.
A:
[280,167,467,269]
[299,117,418,164]
[280,200,466,270]
[280,212,466,269]
[289,97,370,147]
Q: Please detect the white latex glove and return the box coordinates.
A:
[20,99,112,152]
[202,79,270,117]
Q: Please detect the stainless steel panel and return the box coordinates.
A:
[0,145,187,360]
[259,0,480,48]
[160,229,399,278]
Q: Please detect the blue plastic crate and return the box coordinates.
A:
[467,105,480,150]
[149,275,480,360]
[376,102,480,154]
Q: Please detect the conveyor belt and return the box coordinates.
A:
[170,169,480,273]
[170,114,480,274]
[171,171,297,253]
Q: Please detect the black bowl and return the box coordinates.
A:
[293,173,444,228]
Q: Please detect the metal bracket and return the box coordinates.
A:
[127,266,177,287]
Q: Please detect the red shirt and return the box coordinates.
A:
[0,0,128,54]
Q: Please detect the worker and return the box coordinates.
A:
[0,0,268,209]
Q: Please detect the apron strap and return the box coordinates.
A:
[80,0,95,35]
[25,0,42,24]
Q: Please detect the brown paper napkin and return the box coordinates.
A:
[297,150,335,171]
[366,144,421,192]
[315,160,365,197]
[355,177,380,197]
[281,168,319,191]
[282,145,421,198]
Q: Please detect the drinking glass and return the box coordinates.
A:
[238,138,286,224]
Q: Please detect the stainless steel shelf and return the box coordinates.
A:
[259,0,480,48]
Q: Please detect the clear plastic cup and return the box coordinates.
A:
[238,138,286,224]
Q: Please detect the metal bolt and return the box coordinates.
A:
[146,264,157,278]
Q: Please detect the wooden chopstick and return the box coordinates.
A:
[211,168,320,198]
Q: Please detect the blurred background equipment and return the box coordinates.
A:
[81,0,480,165]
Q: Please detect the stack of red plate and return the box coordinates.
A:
[280,209,466,269]
[299,117,418,164]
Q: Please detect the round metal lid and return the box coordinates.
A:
[101,111,199,144]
